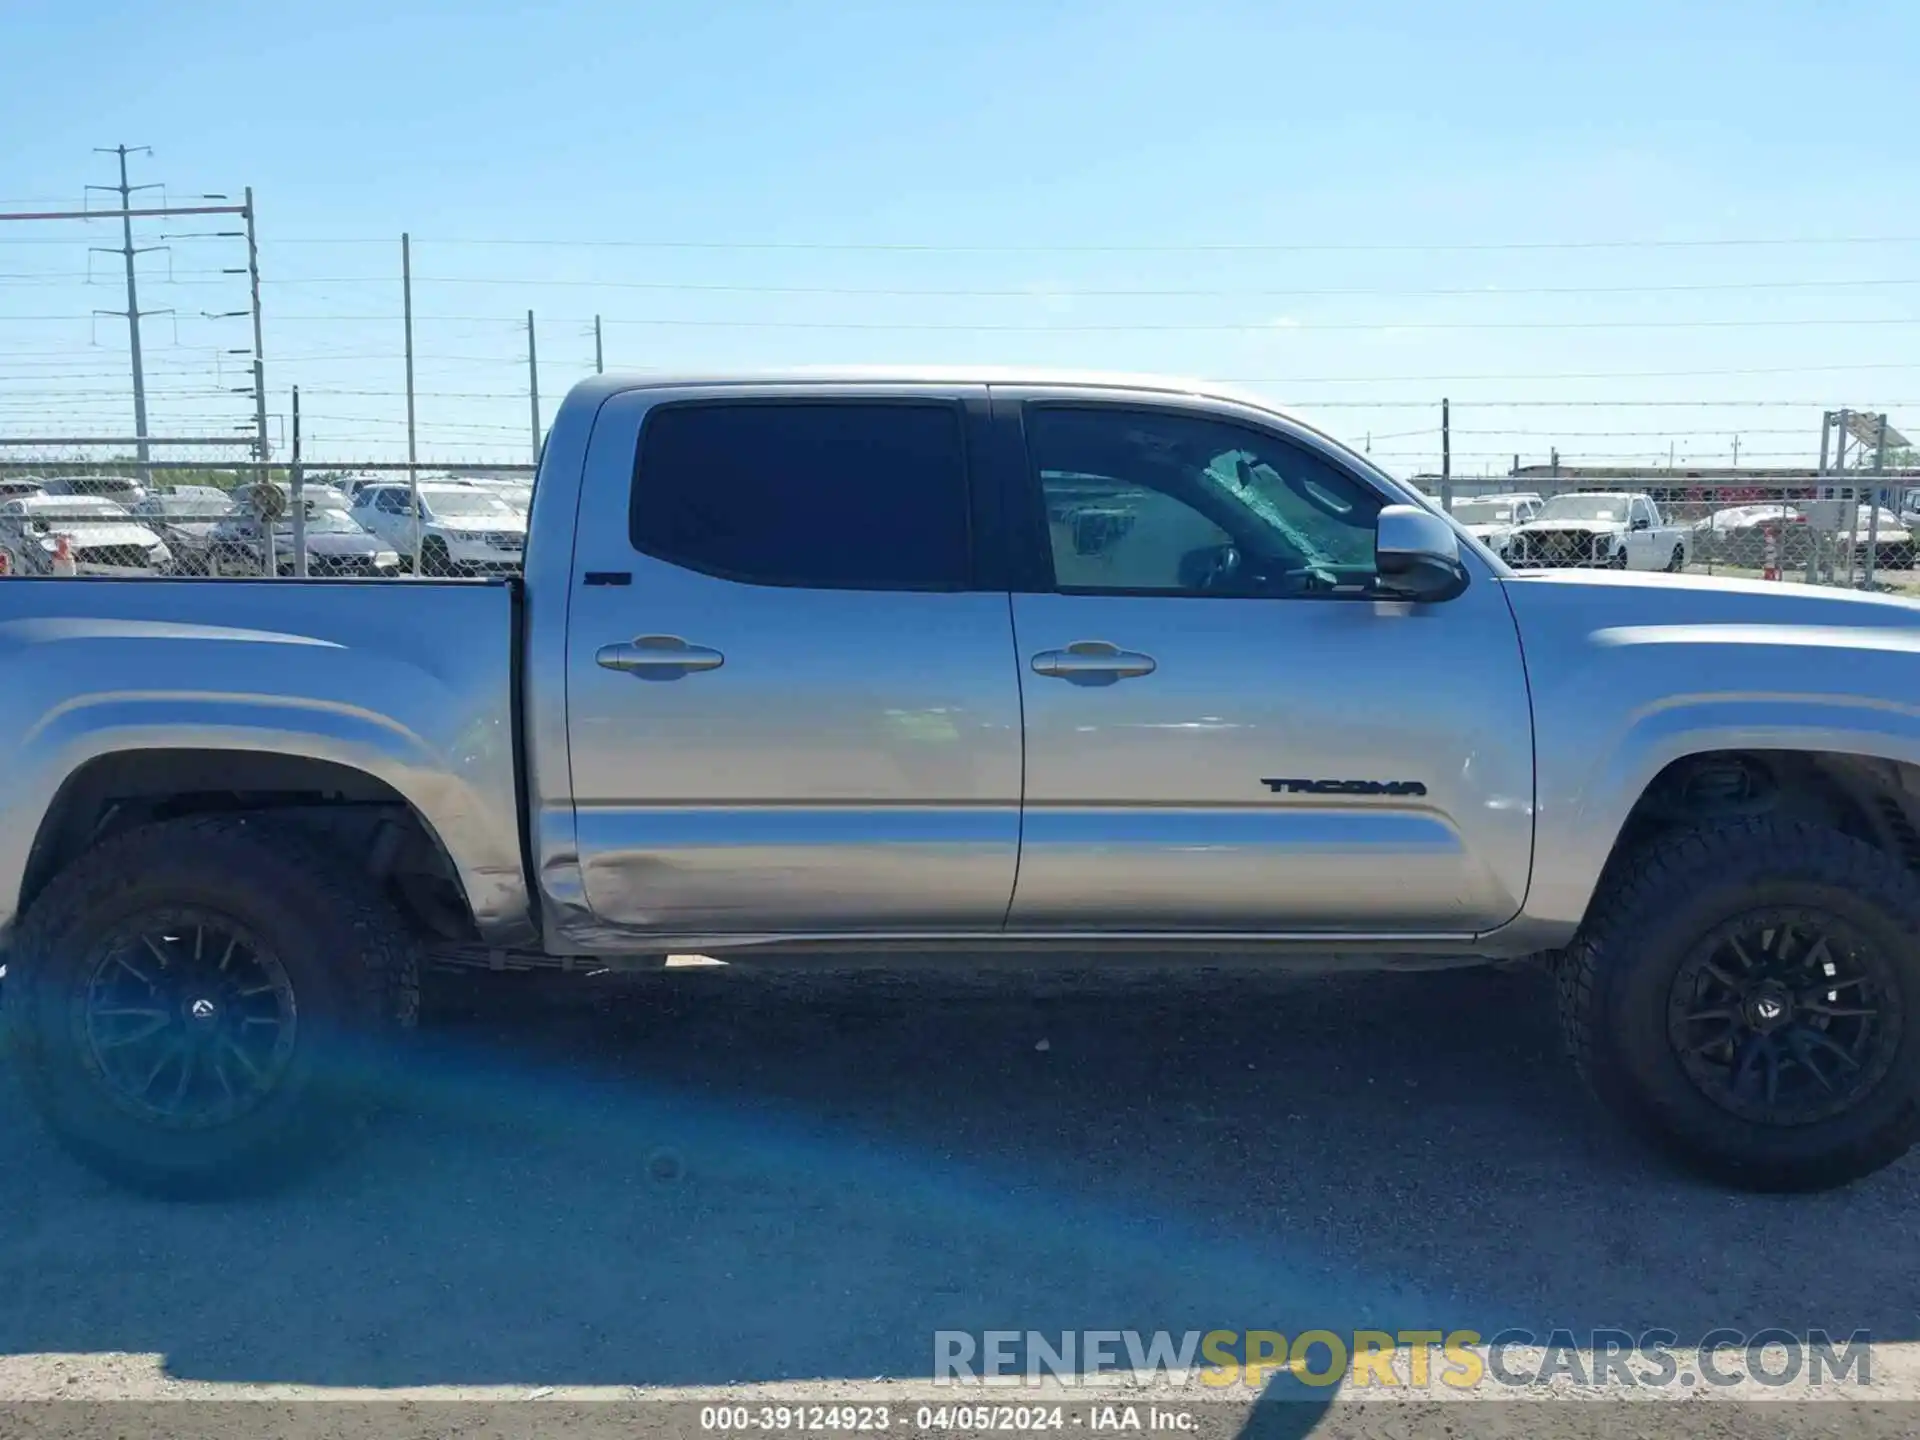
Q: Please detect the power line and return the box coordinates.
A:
[233,275,1920,298]
[20,313,1899,333]
[302,233,1920,254]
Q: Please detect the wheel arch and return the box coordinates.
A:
[16,748,483,946]
[1533,731,1920,940]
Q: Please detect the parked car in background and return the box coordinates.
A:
[1447,493,1542,557]
[350,480,527,573]
[1507,491,1691,572]
[148,483,230,504]
[0,494,172,575]
[0,478,48,502]
[39,475,148,505]
[1691,503,1805,568]
[466,479,533,516]
[128,492,236,575]
[206,494,403,578]
[1848,506,1914,570]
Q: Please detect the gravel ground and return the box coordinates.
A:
[2,960,1917,1436]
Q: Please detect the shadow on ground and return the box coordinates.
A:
[0,964,1914,1392]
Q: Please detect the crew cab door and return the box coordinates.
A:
[1625,496,1662,569]
[564,385,1024,936]
[994,390,1534,933]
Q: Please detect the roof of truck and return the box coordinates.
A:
[574,366,1286,412]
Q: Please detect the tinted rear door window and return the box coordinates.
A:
[630,401,970,589]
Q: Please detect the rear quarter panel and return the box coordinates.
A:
[0,578,530,944]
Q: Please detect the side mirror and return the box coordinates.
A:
[1376,504,1469,602]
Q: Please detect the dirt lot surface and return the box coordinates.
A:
[2,961,1917,1436]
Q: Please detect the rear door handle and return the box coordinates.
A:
[595,634,725,676]
[1030,640,1157,681]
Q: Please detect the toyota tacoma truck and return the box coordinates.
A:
[4,370,1919,1198]
[1508,491,1693,572]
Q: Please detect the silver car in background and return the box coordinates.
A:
[0,494,173,575]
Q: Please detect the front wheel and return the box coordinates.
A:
[2,816,419,1197]
[1556,820,1920,1190]
[1609,546,1628,569]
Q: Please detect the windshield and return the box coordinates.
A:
[1452,500,1515,525]
[423,488,517,519]
[278,506,366,534]
[140,496,232,519]
[1540,495,1630,522]
[6,496,130,518]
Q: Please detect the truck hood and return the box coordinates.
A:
[1513,518,1625,536]
[432,519,525,538]
[40,521,165,550]
[1500,567,1920,645]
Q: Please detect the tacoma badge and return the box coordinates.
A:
[1262,778,1428,797]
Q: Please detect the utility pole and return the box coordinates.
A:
[0,177,248,485]
[527,310,541,464]
[1439,397,1451,513]
[1836,408,1854,584]
[1732,435,1740,466]
[1863,413,1891,590]
[244,186,269,463]
[402,233,420,576]
[594,314,605,374]
[88,146,164,488]
[289,386,307,579]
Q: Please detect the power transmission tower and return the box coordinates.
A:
[0,165,251,475]
[87,146,170,487]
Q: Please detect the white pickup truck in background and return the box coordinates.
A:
[1507,491,1693,572]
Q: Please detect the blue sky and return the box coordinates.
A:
[3,0,1917,472]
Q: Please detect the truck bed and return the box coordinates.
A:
[0,577,531,944]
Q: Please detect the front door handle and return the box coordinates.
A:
[595,634,725,676]
[1030,640,1157,681]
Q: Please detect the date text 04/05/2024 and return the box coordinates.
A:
[698,1405,1197,1432]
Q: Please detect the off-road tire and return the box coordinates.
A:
[2,815,418,1198]
[1556,819,1920,1191]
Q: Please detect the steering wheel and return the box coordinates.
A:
[1198,544,1241,590]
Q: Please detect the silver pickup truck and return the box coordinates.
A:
[5,370,1920,1198]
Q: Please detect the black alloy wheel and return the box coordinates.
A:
[1666,910,1900,1127]
[79,912,299,1130]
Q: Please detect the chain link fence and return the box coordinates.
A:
[2,449,1916,594]
[1426,475,1920,595]
[0,453,533,580]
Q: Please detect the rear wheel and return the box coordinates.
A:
[2,816,418,1197]
[1557,820,1920,1190]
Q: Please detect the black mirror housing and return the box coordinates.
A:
[1376,504,1469,602]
